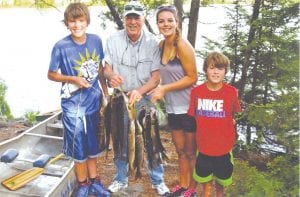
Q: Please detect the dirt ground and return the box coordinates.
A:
[96,130,204,197]
[0,122,29,142]
[0,122,203,196]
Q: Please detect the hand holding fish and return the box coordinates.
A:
[149,86,166,103]
[109,73,124,88]
[127,89,142,106]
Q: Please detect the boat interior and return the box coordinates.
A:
[0,112,75,197]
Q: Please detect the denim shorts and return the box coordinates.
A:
[167,113,196,132]
[62,111,101,163]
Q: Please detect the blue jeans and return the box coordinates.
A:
[114,159,165,185]
[113,95,165,185]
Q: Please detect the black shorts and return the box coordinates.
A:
[193,152,234,186]
[167,113,196,132]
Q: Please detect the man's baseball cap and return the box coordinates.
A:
[124,0,145,17]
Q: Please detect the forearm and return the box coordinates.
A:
[48,71,90,88]
[162,75,197,93]
[103,63,115,81]
[137,71,160,95]
[47,71,76,84]
[137,79,159,96]
[98,63,109,96]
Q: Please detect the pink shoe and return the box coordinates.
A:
[180,188,197,197]
[166,185,187,197]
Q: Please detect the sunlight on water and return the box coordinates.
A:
[0,5,227,117]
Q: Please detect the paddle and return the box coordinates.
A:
[1,153,64,191]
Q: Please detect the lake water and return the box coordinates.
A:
[0,5,228,118]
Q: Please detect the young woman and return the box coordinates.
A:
[150,5,198,197]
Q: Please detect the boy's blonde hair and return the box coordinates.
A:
[63,3,90,26]
[203,52,230,73]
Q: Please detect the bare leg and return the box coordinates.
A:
[75,161,88,182]
[87,157,98,178]
[172,130,189,188]
[184,132,197,190]
[204,181,213,197]
[215,182,224,197]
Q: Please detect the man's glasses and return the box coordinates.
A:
[121,36,143,68]
[157,5,177,12]
[121,45,141,68]
[124,4,144,12]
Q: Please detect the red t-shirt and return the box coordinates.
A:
[187,83,241,156]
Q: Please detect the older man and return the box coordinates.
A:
[103,0,169,196]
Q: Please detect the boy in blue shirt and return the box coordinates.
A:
[48,3,109,197]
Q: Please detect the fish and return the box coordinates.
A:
[152,108,168,161]
[134,118,145,179]
[127,119,136,176]
[143,109,155,169]
[98,95,107,152]
[142,107,168,169]
[103,95,112,158]
[109,92,124,160]
[122,92,136,176]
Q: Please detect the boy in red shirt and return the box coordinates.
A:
[187,52,241,197]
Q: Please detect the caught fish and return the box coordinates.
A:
[142,107,168,169]
[98,95,110,157]
[134,118,145,179]
[143,109,155,168]
[127,119,135,176]
[152,108,168,161]
[122,92,136,176]
[109,91,125,160]
[103,96,112,158]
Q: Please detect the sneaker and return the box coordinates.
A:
[166,185,187,197]
[76,182,90,197]
[180,188,197,197]
[152,182,170,196]
[107,181,128,193]
[89,179,110,197]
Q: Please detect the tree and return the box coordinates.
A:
[187,0,200,47]
[201,0,299,156]
[0,80,13,119]
[102,0,200,45]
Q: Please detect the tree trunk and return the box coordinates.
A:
[174,0,183,30]
[104,0,123,30]
[145,19,155,34]
[230,2,241,85]
[246,125,251,145]
[187,0,200,47]
[238,0,261,97]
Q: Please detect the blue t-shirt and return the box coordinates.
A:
[49,33,104,117]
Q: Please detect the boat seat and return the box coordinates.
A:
[46,121,64,137]
[47,122,63,130]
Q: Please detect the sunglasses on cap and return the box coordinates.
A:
[157,5,177,11]
[124,4,144,12]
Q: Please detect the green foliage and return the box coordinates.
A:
[267,155,299,196]
[226,159,282,196]
[202,0,299,152]
[24,110,39,125]
[12,0,32,7]
[34,0,56,8]
[242,91,299,154]
[0,80,13,120]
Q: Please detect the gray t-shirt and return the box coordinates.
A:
[160,57,195,114]
[104,29,160,92]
